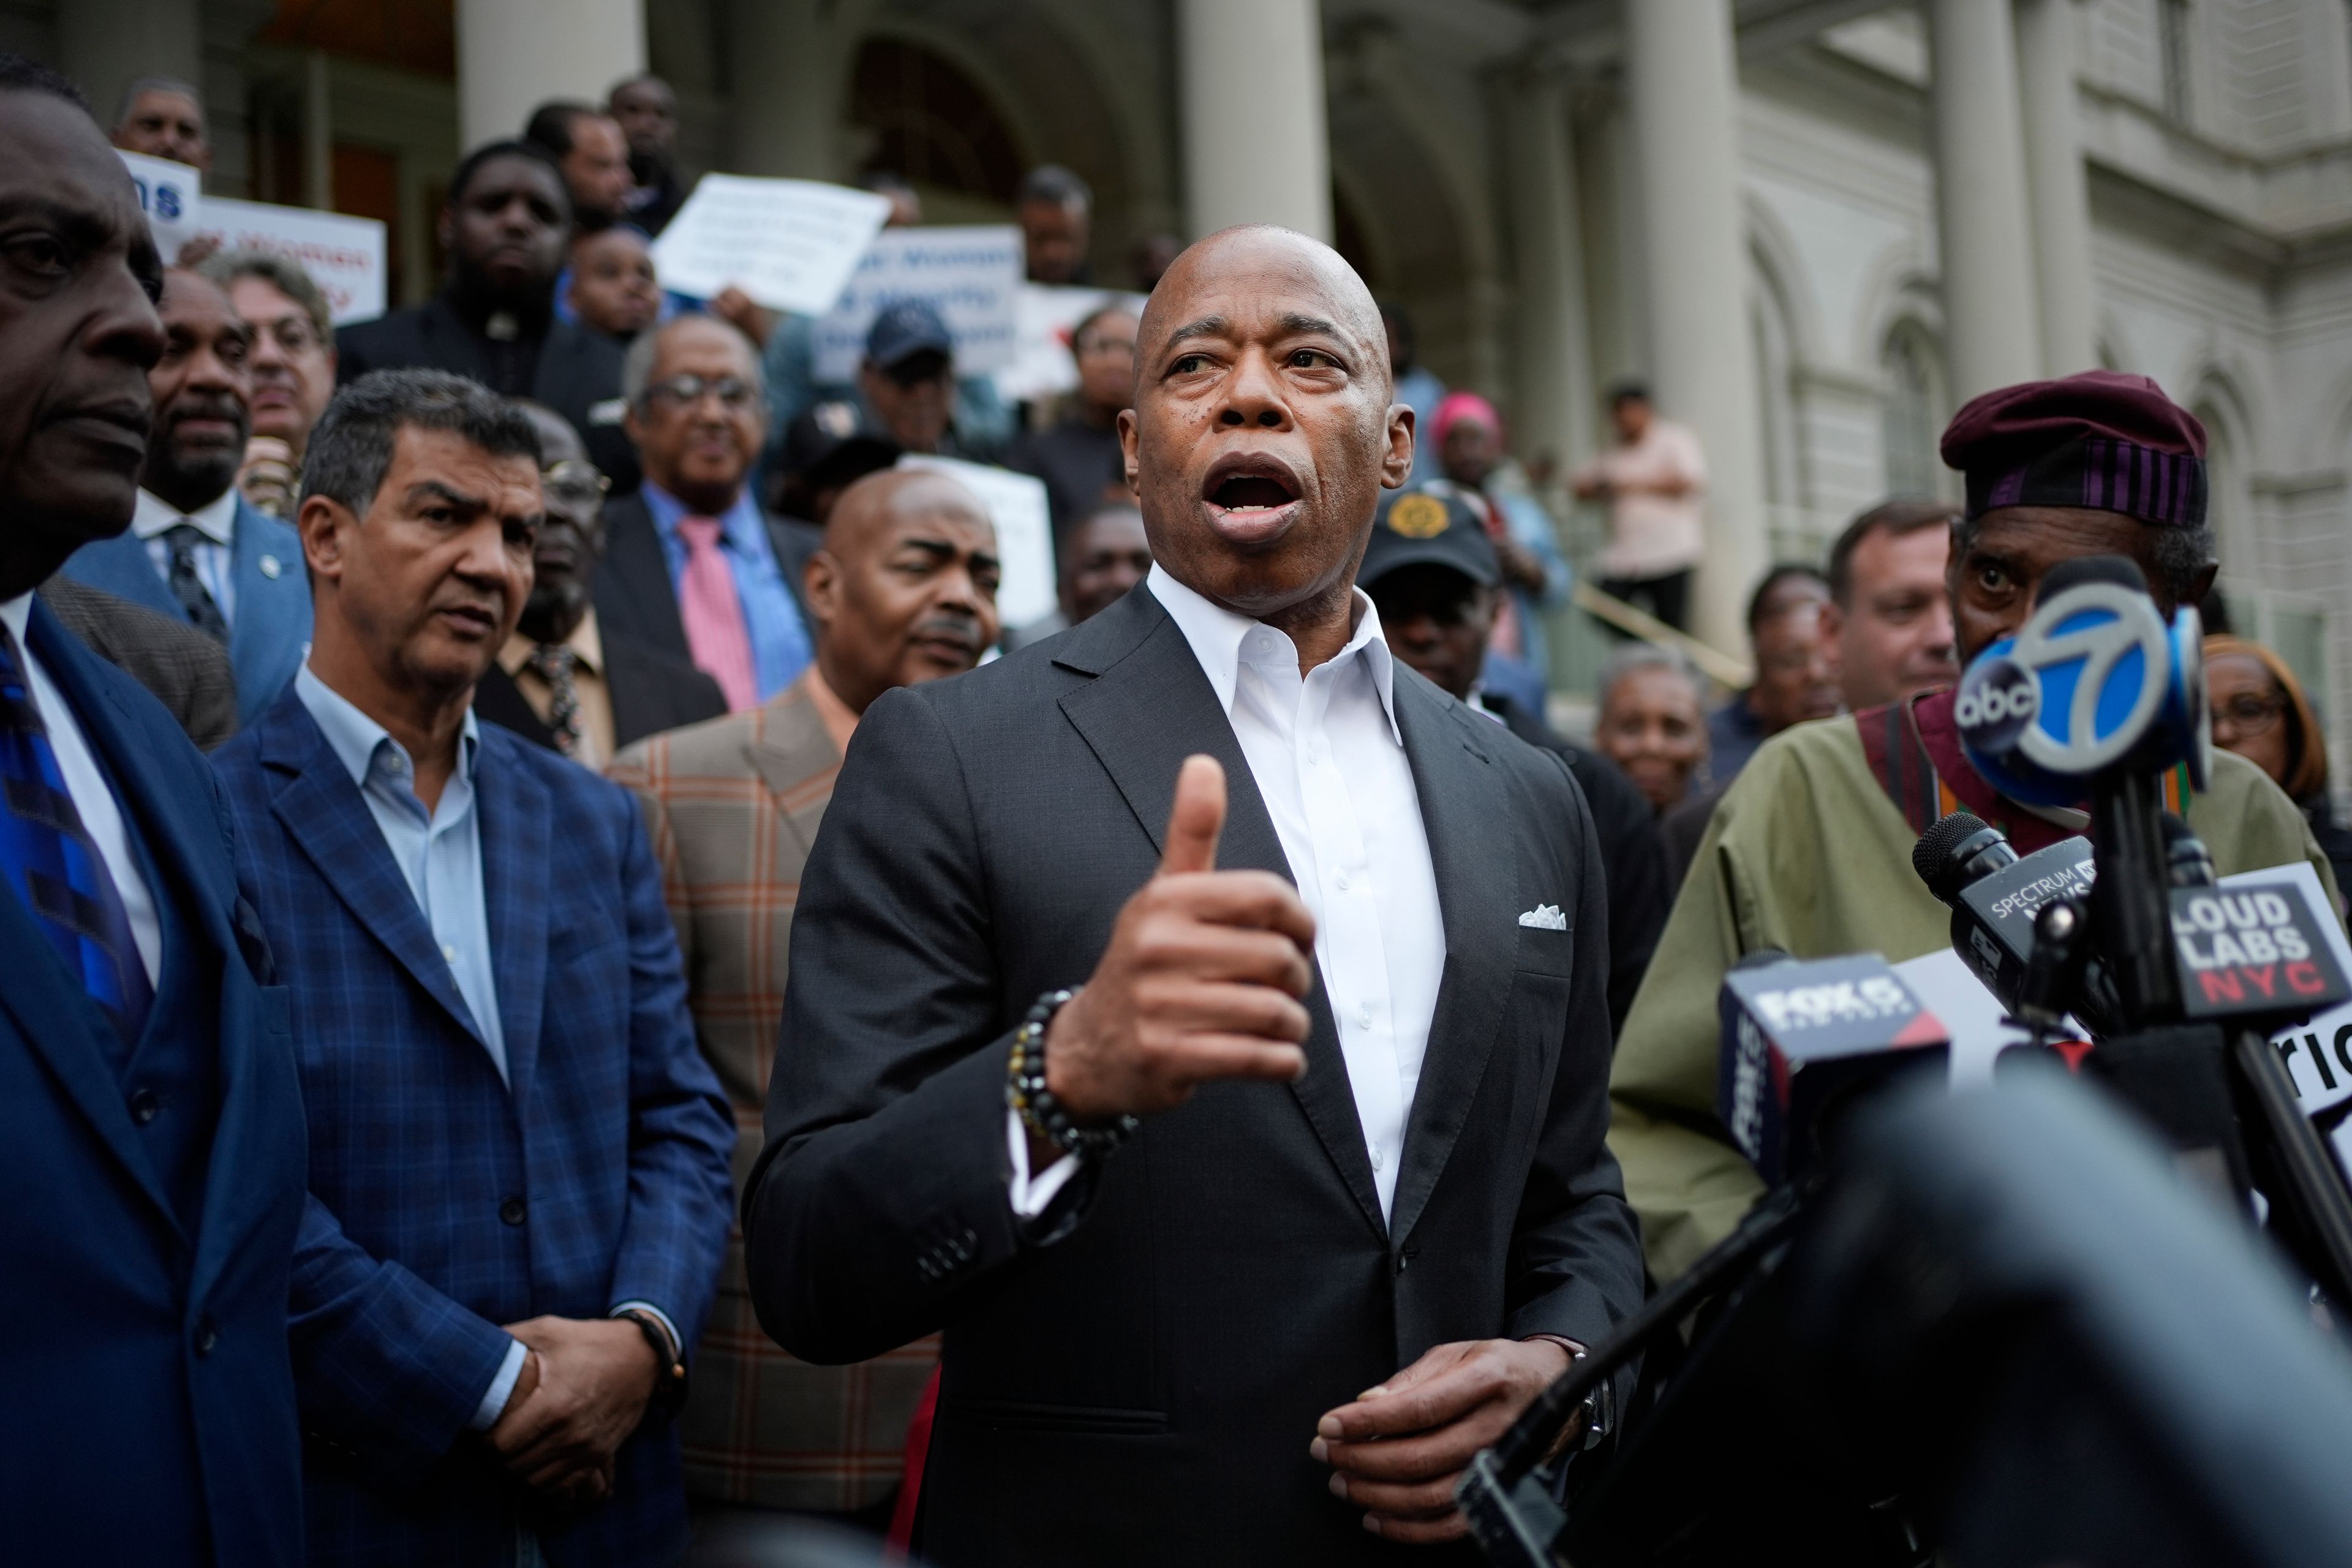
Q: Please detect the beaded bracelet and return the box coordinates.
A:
[1006,987,1139,1158]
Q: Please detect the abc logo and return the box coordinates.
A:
[1956,657,2037,755]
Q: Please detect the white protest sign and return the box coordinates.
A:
[116,150,201,262]
[652,175,892,316]
[992,284,1148,406]
[897,454,1055,631]
[189,197,387,324]
[812,225,1022,383]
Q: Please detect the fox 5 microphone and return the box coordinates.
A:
[1718,950,1950,1188]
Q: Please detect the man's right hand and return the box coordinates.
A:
[1042,755,1316,1125]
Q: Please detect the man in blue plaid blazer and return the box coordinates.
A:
[213,369,734,1566]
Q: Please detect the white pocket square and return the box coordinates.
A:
[1517,903,1567,931]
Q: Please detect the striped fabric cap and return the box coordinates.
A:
[1942,370,2209,528]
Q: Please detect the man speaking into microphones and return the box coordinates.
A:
[1611,372,2340,1284]
[744,227,1641,1562]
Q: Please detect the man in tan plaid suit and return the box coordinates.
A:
[609,469,1001,1537]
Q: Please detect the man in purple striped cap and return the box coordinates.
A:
[1607,369,2340,1285]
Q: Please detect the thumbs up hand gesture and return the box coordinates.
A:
[1041,755,1317,1125]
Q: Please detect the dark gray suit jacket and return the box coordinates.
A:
[590,492,822,673]
[38,575,239,751]
[745,582,1642,1567]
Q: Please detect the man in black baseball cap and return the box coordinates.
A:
[857,298,962,457]
[1360,487,1669,1034]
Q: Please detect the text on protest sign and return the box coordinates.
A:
[652,175,893,317]
[812,227,1023,382]
[189,198,386,325]
[992,284,1150,406]
[116,150,201,262]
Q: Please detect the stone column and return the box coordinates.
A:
[303,50,333,211]
[1624,0,1769,654]
[1928,0,2043,401]
[1506,63,1596,473]
[729,0,848,179]
[456,0,646,152]
[1178,0,1333,241]
[58,0,201,141]
[2016,0,2098,375]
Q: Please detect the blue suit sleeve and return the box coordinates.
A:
[287,1193,516,1487]
[603,789,736,1351]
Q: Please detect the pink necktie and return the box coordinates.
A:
[675,516,759,712]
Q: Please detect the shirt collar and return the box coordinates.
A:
[132,485,239,545]
[0,592,30,647]
[642,479,760,546]
[1145,563,1401,744]
[296,663,480,795]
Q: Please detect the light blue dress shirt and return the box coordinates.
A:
[639,480,813,702]
[294,667,677,1433]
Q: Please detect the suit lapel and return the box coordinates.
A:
[747,682,839,826]
[1054,591,1387,1243]
[475,732,548,1107]
[1387,676,1519,1245]
[258,697,489,1051]
[63,531,181,621]
[595,499,691,662]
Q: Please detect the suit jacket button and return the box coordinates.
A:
[499,1196,527,1227]
[129,1088,160,1124]
[194,1317,217,1357]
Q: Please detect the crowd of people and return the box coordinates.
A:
[10,44,2350,1568]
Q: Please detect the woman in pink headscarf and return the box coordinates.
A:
[1426,391,1569,688]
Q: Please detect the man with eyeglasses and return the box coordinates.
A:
[198,251,339,518]
[475,403,725,767]
[596,315,820,712]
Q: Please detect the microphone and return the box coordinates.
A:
[1717,951,1949,1188]
[1912,810,2120,1036]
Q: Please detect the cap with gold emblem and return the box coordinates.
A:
[1360,484,1499,590]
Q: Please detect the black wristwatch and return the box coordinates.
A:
[1006,987,1139,1159]
[614,1308,688,1412]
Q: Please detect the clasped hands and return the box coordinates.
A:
[1044,756,1575,1541]
[483,1315,662,1509]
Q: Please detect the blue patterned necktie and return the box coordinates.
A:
[0,622,153,1058]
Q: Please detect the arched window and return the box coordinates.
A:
[1881,324,1947,498]
[847,37,1024,203]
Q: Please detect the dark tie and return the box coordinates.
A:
[526,643,581,757]
[162,522,229,643]
[0,624,153,1059]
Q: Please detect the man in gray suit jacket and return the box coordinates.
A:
[745,227,1642,1564]
[59,266,311,723]
[38,575,237,750]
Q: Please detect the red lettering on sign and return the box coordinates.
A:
[2246,964,2278,997]
[2201,970,2245,1005]
[2289,960,2326,996]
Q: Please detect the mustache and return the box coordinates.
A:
[911,611,981,650]
[161,394,246,428]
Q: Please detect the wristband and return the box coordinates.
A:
[1007,987,1139,1159]
[614,1308,688,1413]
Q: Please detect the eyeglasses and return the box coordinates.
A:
[255,317,325,356]
[543,459,610,508]
[2212,692,2286,739]
[640,374,756,412]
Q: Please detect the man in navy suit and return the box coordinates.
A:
[0,56,307,1565]
[213,367,735,1566]
[60,263,313,723]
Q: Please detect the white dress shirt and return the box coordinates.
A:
[134,486,241,627]
[1010,565,1447,1224]
[0,594,162,987]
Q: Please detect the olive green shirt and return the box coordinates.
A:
[1607,714,2340,1283]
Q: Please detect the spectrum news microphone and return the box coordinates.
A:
[1457,951,1947,1567]
[1937,552,2352,1308]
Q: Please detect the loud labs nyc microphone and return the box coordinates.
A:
[1717,951,1950,1189]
